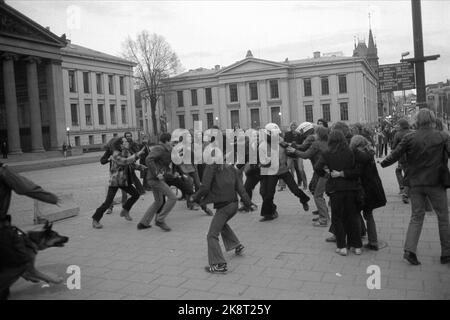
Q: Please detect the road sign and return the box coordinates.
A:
[378,62,416,92]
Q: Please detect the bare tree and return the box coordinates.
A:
[122,31,181,136]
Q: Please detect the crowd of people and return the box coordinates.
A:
[89,108,449,273]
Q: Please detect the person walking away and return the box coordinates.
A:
[191,151,254,274]
[1,141,7,159]
[392,119,412,204]
[315,130,362,256]
[92,138,145,228]
[381,108,450,265]
[350,135,386,251]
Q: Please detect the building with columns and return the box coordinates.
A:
[155,50,378,132]
[0,1,137,153]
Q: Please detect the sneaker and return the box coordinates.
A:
[278,186,285,192]
[353,247,362,255]
[326,235,336,243]
[364,243,379,251]
[336,248,347,256]
[106,208,113,215]
[402,195,409,204]
[92,220,103,229]
[238,205,249,212]
[188,203,200,211]
[403,251,421,265]
[260,216,274,222]
[137,223,151,230]
[203,207,214,216]
[312,217,319,222]
[235,244,245,256]
[204,264,227,274]
[312,210,319,215]
[155,221,171,232]
[120,209,132,221]
[301,200,309,211]
[313,221,328,227]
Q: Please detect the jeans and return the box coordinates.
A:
[405,186,450,256]
[207,201,240,265]
[140,180,177,226]
[93,185,140,222]
[314,177,329,224]
[363,210,378,245]
[244,173,261,200]
[329,191,362,249]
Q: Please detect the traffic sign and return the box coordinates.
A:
[378,62,416,92]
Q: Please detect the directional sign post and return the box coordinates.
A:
[378,62,416,92]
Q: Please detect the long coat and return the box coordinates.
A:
[354,148,386,211]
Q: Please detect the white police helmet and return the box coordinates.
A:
[264,123,281,134]
[295,122,313,134]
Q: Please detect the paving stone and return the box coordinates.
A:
[147,286,188,299]
[209,282,248,296]
[151,275,189,287]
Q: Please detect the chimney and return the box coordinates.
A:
[313,51,321,59]
[214,65,220,71]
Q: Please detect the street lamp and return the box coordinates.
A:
[66,127,71,147]
[401,52,410,116]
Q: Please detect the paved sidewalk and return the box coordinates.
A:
[7,160,450,300]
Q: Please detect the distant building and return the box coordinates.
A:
[155,50,378,132]
[427,80,450,123]
[0,1,137,153]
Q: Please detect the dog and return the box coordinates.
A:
[19,221,69,284]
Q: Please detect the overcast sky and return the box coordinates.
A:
[9,0,450,85]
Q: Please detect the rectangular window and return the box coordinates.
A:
[322,103,331,122]
[74,136,80,146]
[98,104,105,125]
[110,104,116,125]
[338,75,347,94]
[304,78,312,96]
[102,134,107,144]
[191,89,198,106]
[271,107,281,126]
[250,109,260,129]
[269,80,279,99]
[119,76,125,95]
[121,105,127,124]
[229,84,238,102]
[108,75,114,94]
[206,112,214,129]
[305,105,313,123]
[85,103,92,125]
[139,120,144,128]
[178,114,185,129]
[89,135,94,145]
[96,74,103,94]
[70,103,79,126]
[230,110,240,128]
[83,72,90,93]
[249,82,258,101]
[177,91,184,107]
[69,70,76,93]
[205,88,212,105]
[321,77,329,95]
[340,102,349,121]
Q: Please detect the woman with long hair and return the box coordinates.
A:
[92,137,145,229]
[315,130,362,255]
[349,135,386,251]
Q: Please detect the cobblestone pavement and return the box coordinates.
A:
[7,159,450,300]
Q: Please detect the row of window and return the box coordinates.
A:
[177,103,349,130]
[70,103,128,126]
[71,133,118,147]
[176,76,347,107]
[68,71,126,95]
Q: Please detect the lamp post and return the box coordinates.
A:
[401,51,410,116]
[66,127,71,147]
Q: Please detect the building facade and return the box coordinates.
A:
[0,1,137,153]
[156,50,378,132]
[427,80,450,126]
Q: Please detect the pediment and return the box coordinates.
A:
[218,58,287,75]
[0,2,66,47]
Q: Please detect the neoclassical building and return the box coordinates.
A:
[157,50,378,133]
[0,1,137,153]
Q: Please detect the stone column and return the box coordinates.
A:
[1,53,22,154]
[26,56,45,152]
[45,59,66,150]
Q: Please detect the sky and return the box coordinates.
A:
[8,0,450,86]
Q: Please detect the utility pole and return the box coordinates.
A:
[402,0,440,108]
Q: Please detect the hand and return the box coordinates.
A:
[286,146,296,153]
[157,173,164,180]
[330,170,343,178]
[174,172,180,178]
[140,165,147,171]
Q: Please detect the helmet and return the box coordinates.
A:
[296,122,314,134]
[264,123,281,134]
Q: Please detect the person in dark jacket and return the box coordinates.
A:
[92,137,145,229]
[1,141,7,159]
[392,119,412,203]
[0,162,59,299]
[291,122,315,191]
[381,108,450,265]
[138,133,176,232]
[350,135,386,251]
[192,150,254,274]
[315,130,362,256]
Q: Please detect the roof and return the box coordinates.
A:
[172,67,218,78]
[61,43,136,66]
[284,55,354,66]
